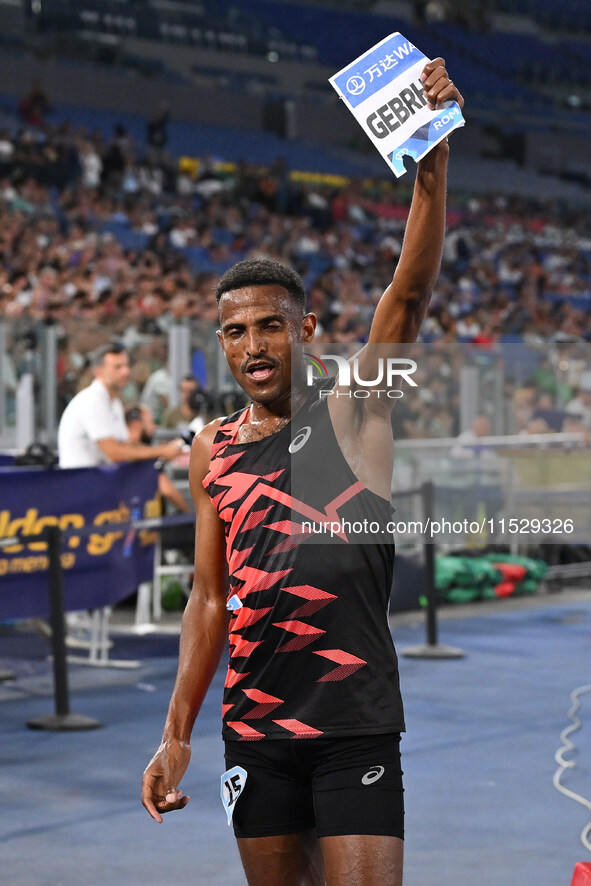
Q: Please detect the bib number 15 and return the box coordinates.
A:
[220,765,248,825]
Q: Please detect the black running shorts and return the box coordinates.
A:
[223,732,404,839]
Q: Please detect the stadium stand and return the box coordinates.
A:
[0,0,589,442]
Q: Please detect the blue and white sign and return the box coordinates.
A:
[330,32,465,177]
[220,765,247,826]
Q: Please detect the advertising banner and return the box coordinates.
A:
[0,461,160,620]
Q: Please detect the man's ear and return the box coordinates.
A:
[216,329,225,354]
[301,313,317,343]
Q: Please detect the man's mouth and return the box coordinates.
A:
[245,361,276,382]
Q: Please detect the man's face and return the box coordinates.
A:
[95,352,130,394]
[180,379,198,404]
[217,285,316,404]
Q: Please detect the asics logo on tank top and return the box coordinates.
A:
[361,766,385,785]
[288,426,312,454]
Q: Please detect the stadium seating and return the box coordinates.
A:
[24,0,591,142]
[494,0,591,32]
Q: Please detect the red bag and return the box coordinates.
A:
[571,863,591,886]
[494,580,515,598]
[494,562,527,582]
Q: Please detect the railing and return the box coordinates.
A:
[392,432,591,549]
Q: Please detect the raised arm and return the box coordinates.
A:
[141,419,230,822]
[326,59,464,491]
[368,58,464,345]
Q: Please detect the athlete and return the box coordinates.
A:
[142,59,464,886]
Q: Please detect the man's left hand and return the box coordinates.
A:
[421,57,464,111]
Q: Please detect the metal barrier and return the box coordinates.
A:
[393,482,464,660]
[27,526,101,732]
[393,432,591,551]
[0,513,195,730]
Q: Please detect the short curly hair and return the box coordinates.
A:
[215,258,306,311]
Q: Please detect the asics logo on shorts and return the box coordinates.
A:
[361,765,385,785]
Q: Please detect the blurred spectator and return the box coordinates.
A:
[0,130,14,160]
[428,404,455,438]
[186,388,209,435]
[125,404,190,514]
[161,374,200,430]
[56,345,184,644]
[452,415,492,457]
[511,384,538,433]
[18,81,51,126]
[101,124,130,190]
[78,140,102,189]
[531,392,568,432]
[565,371,591,429]
[146,102,170,151]
[140,361,171,424]
[58,342,183,468]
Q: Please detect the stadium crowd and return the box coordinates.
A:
[1,114,590,438]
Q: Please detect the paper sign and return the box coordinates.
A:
[220,765,247,825]
[330,32,465,177]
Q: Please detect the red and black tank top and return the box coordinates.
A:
[203,378,405,740]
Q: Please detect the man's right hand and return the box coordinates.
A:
[141,737,191,822]
[156,438,185,462]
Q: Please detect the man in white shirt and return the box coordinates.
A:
[58,343,183,468]
[56,342,185,648]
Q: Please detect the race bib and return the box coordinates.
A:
[330,32,465,177]
[220,765,248,826]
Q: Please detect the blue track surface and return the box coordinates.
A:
[1,596,590,885]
